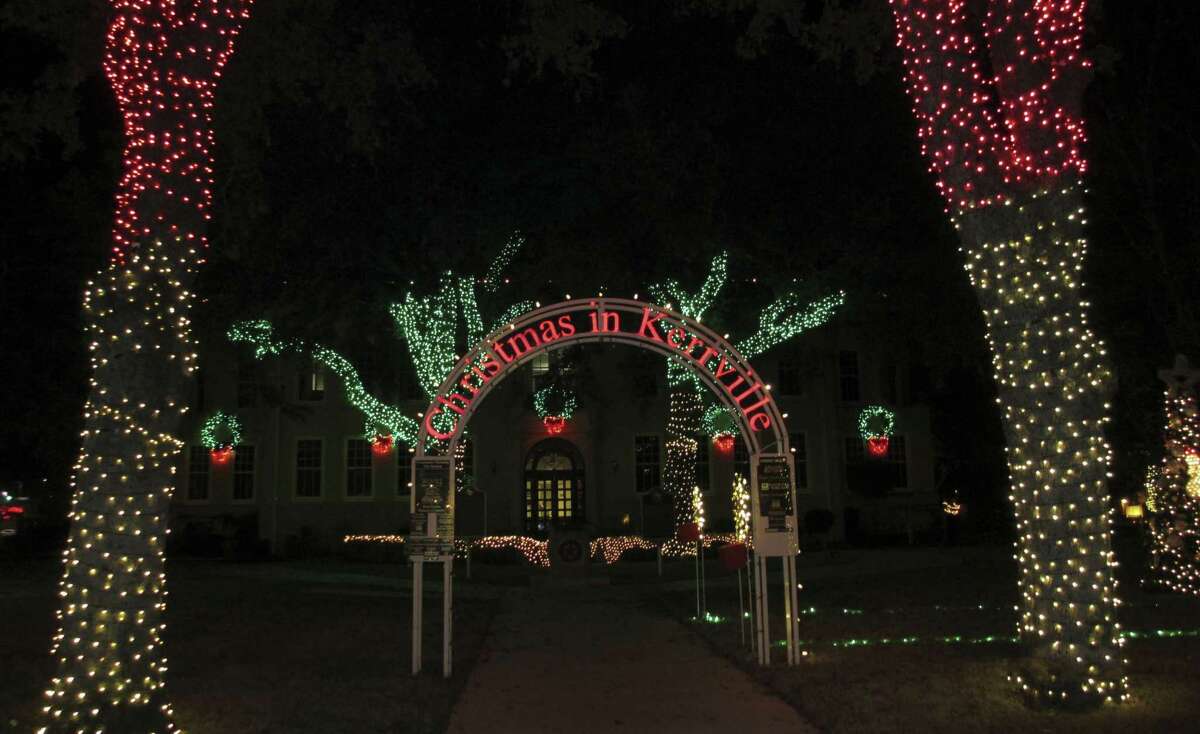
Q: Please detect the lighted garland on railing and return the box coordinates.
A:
[590,536,659,564]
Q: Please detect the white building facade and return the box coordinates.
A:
[172,328,940,555]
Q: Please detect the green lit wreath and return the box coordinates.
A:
[534,384,577,420]
[858,405,895,457]
[534,384,576,435]
[703,404,737,437]
[201,411,243,451]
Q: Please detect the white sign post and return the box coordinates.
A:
[749,453,801,666]
[409,456,455,677]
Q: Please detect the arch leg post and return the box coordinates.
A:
[443,557,453,678]
[411,558,424,675]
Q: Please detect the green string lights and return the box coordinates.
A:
[650,251,844,527]
[735,291,845,361]
[227,320,421,445]
[857,405,896,441]
[533,384,577,420]
[703,404,737,437]
[200,411,242,450]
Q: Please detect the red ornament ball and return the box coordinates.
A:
[866,436,890,457]
[676,522,701,543]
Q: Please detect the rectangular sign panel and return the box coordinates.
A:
[750,453,798,557]
[408,456,455,559]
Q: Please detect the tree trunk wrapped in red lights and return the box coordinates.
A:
[890,0,1125,705]
[42,2,253,731]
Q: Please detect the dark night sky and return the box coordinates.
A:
[0,1,1196,521]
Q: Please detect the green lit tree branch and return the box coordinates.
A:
[227,320,421,444]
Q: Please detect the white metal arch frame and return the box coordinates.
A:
[413,297,790,459]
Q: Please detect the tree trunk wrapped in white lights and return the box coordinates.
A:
[42,2,254,731]
[891,0,1125,704]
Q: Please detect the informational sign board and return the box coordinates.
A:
[750,453,798,557]
[408,456,455,559]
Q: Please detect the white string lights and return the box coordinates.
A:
[891,0,1124,704]
[42,2,254,731]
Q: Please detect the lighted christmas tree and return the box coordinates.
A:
[890,0,1125,703]
[650,252,844,527]
[42,2,254,731]
[1146,356,1200,596]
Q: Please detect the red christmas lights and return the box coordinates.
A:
[542,416,567,435]
[867,436,890,457]
[105,1,253,266]
[0,504,25,521]
[712,433,735,454]
[890,0,1089,209]
[209,445,235,465]
[371,433,394,456]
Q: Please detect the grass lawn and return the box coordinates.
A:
[1,558,497,733]
[661,544,1200,733]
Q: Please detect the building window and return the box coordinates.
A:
[398,444,412,496]
[888,435,908,488]
[236,359,257,408]
[295,439,322,498]
[839,350,860,402]
[346,438,373,498]
[233,445,255,501]
[778,360,802,396]
[883,360,899,404]
[298,365,326,401]
[187,446,209,501]
[695,434,710,493]
[634,435,660,494]
[789,433,808,490]
[734,436,750,478]
[844,436,864,468]
[530,352,551,390]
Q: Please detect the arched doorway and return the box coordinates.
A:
[524,438,585,534]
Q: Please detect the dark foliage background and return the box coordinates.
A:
[1,0,1195,534]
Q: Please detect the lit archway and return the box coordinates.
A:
[413,298,789,459]
[407,298,803,674]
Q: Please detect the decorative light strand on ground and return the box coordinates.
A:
[890,0,1124,705]
[43,2,254,731]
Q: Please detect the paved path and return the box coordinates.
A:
[447,582,815,734]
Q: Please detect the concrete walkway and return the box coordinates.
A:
[447,582,815,734]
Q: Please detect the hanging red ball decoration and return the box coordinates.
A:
[719,541,748,571]
[543,416,566,435]
[676,522,701,543]
[372,434,394,457]
[713,433,735,454]
[210,446,235,465]
[867,436,890,457]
